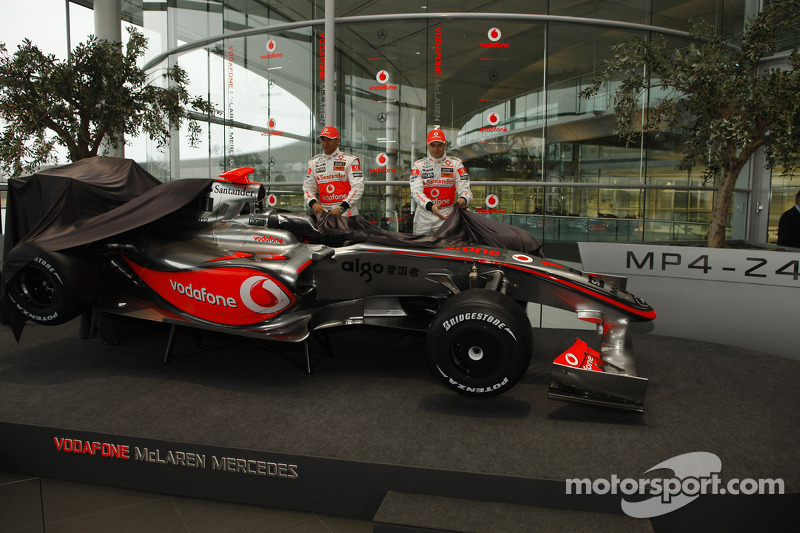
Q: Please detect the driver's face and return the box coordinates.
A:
[320,137,339,155]
[428,141,445,159]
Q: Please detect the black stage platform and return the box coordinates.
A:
[1,317,798,532]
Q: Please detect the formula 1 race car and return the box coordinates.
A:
[1,158,655,411]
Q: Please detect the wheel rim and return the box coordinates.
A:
[19,268,56,308]
[449,330,504,380]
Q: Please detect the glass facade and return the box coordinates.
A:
[2,0,798,258]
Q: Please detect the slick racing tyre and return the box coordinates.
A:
[7,251,101,325]
[426,289,533,396]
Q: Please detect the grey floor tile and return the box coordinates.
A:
[0,477,44,533]
[46,497,188,533]
[40,478,167,522]
[317,514,374,533]
[171,496,317,533]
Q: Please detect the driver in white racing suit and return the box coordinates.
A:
[410,129,473,235]
[304,126,364,217]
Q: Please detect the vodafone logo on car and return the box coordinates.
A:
[122,258,296,325]
[267,193,278,207]
[240,276,293,314]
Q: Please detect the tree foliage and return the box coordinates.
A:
[0,28,216,178]
[583,0,800,247]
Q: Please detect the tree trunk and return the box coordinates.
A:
[707,165,742,248]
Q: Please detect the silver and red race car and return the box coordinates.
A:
[2,162,655,411]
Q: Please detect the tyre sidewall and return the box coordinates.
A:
[427,289,532,396]
[7,252,99,325]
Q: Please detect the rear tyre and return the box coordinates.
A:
[426,289,533,396]
[7,251,101,325]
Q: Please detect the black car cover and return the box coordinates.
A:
[315,208,544,258]
[1,157,212,339]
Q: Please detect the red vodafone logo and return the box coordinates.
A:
[512,254,533,263]
[240,276,293,314]
[430,188,440,198]
[267,39,277,53]
[487,112,500,126]
[488,28,501,42]
[376,70,389,83]
[375,153,388,167]
[268,118,276,129]
[267,193,278,207]
[326,183,336,194]
[485,194,499,208]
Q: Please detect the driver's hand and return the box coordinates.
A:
[457,198,467,209]
[312,203,326,215]
[432,204,447,220]
[330,207,342,216]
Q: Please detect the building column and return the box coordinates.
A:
[94,0,124,158]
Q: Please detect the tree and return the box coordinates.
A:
[0,28,216,178]
[582,0,800,247]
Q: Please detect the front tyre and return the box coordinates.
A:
[426,289,533,396]
[7,251,101,325]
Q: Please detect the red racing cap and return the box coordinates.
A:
[426,129,446,144]
[316,126,340,142]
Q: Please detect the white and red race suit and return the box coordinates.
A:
[410,155,472,235]
[303,148,364,216]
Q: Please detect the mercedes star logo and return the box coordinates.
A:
[377,112,387,123]
[377,29,388,39]
[489,71,500,81]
